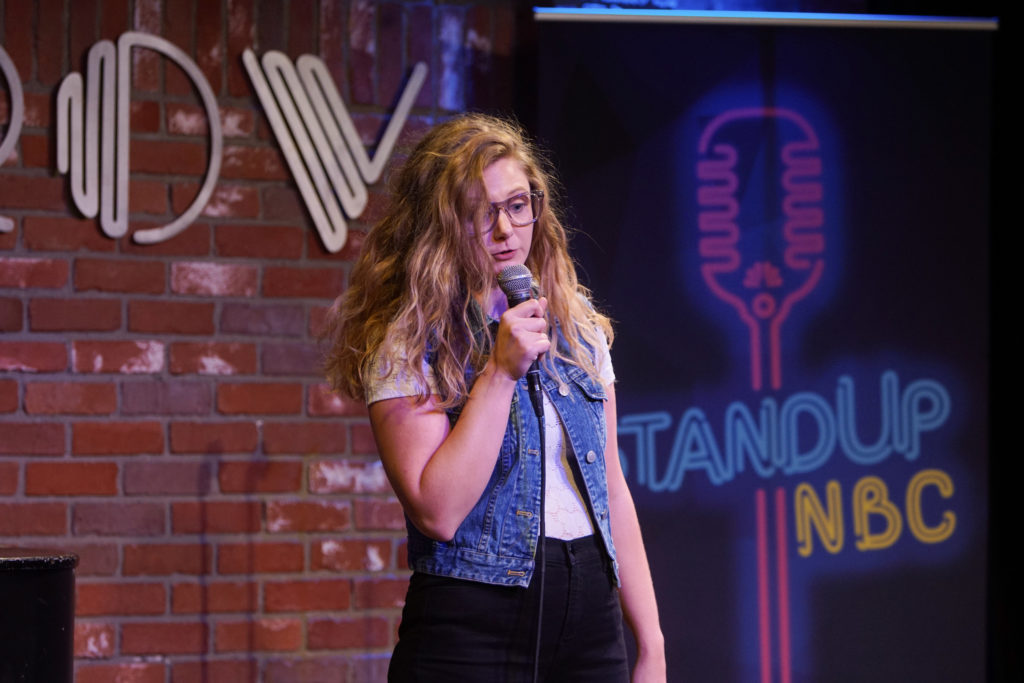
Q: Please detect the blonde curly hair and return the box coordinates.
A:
[322,113,612,409]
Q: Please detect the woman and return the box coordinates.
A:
[324,113,665,682]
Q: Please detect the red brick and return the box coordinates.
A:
[287,0,316,55]
[72,340,165,373]
[167,104,257,139]
[22,216,116,252]
[409,6,435,109]
[2,0,32,78]
[122,380,212,415]
[221,145,288,180]
[23,89,52,127]
[57,542,119,576]
[0,422,64,455]
[74,258,165,293]
[0,462,17,494]
[348,0,376,106]
[19,133,51,168]
[24,382,117,415]
[311,538,393,572]
[172,580,259,614]
[261,341,320,376]
[0,339,65,370]
[123,461,214,496]
[34,0,63,85]
[216,382,302,415]
[220,303,304,336]
[169,421,258,454]
[163,0,193,95]
[0,257,69,288]
[354,498,405,531]
[308,616,390,650]
[75,622,116,658]
[265,579,351,614]
[123,222,211,257]
[309,460,390,494]
[0,379,17,412]
[308,305,329,337]
[171,262,259,296]
[171,659,259,683]
[74,502,165,535]
[215,618,302,653]
[0,175,66,210]
[354,577,408,609]
[25,462,118,496]
[0,298,22,331]
[379,3,405,105]
[174,183,259,218]
[195,0,224,94]
[226,0,256,98]
[76,662,165,683]
[129,99,161,133]
[124,543,213,576]
[217,541,304,574]
[122,621,209,655]
[214,224,304,259]
[261,186,305,221]
[99,0,130,40]
[306,220,366,260]
[263,422,347,456]
[172,501,262,534]
[266,500,350,533]
[319,0,345,85]
[73,421,164,455]
[130,139,210,175]
[170,342,258,375]
[308,383,369,417]
[129,300,215,334]
[218,461,303,493]
[130,178,171,214]
[76,582,166,616]
[0,502,67,535]
[264,657,353,683]
[29,298,120,332]
[263,266,344,299]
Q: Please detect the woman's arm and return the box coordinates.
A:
[604,384,667,682]
[368,298,550,541]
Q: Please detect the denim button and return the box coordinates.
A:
[585,450,597,463]
[558,384,570,396]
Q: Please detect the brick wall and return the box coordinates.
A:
[0,1,522,680]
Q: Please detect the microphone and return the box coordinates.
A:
[497,264,544,417]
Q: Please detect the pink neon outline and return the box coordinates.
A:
[697,107,825,391]
[775,487,792,683]
[756,489,772,683]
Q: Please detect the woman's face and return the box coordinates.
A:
[476,157,534,278]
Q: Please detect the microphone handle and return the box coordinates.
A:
[505,291,544,419]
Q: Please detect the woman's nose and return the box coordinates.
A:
[492,209,514,240]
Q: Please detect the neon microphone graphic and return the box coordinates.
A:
[0,44,24,234]
[697,107,825,392]
[55,32,223,245]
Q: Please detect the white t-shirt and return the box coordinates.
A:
[365,335,614,540]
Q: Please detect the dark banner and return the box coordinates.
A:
[539,17,991,681]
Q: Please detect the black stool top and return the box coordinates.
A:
[0,547,79,571]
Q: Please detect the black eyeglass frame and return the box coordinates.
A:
[473,190,545,235]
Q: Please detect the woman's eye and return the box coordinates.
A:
[508,199,528,214]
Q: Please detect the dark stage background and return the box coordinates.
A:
[538,15,992,681]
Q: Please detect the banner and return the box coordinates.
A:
[539,14,991,681]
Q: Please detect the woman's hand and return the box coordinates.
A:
[491,296,550,381]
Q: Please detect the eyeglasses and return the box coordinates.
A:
[473,191,544,235]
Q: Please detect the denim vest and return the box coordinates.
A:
[405,354,620,588]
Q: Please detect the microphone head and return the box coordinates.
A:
[497,264,534,307]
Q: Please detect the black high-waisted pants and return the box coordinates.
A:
[388,535,629,682]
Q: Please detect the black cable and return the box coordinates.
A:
[532,400,546,683]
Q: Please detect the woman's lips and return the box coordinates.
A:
[492,249,516,260]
